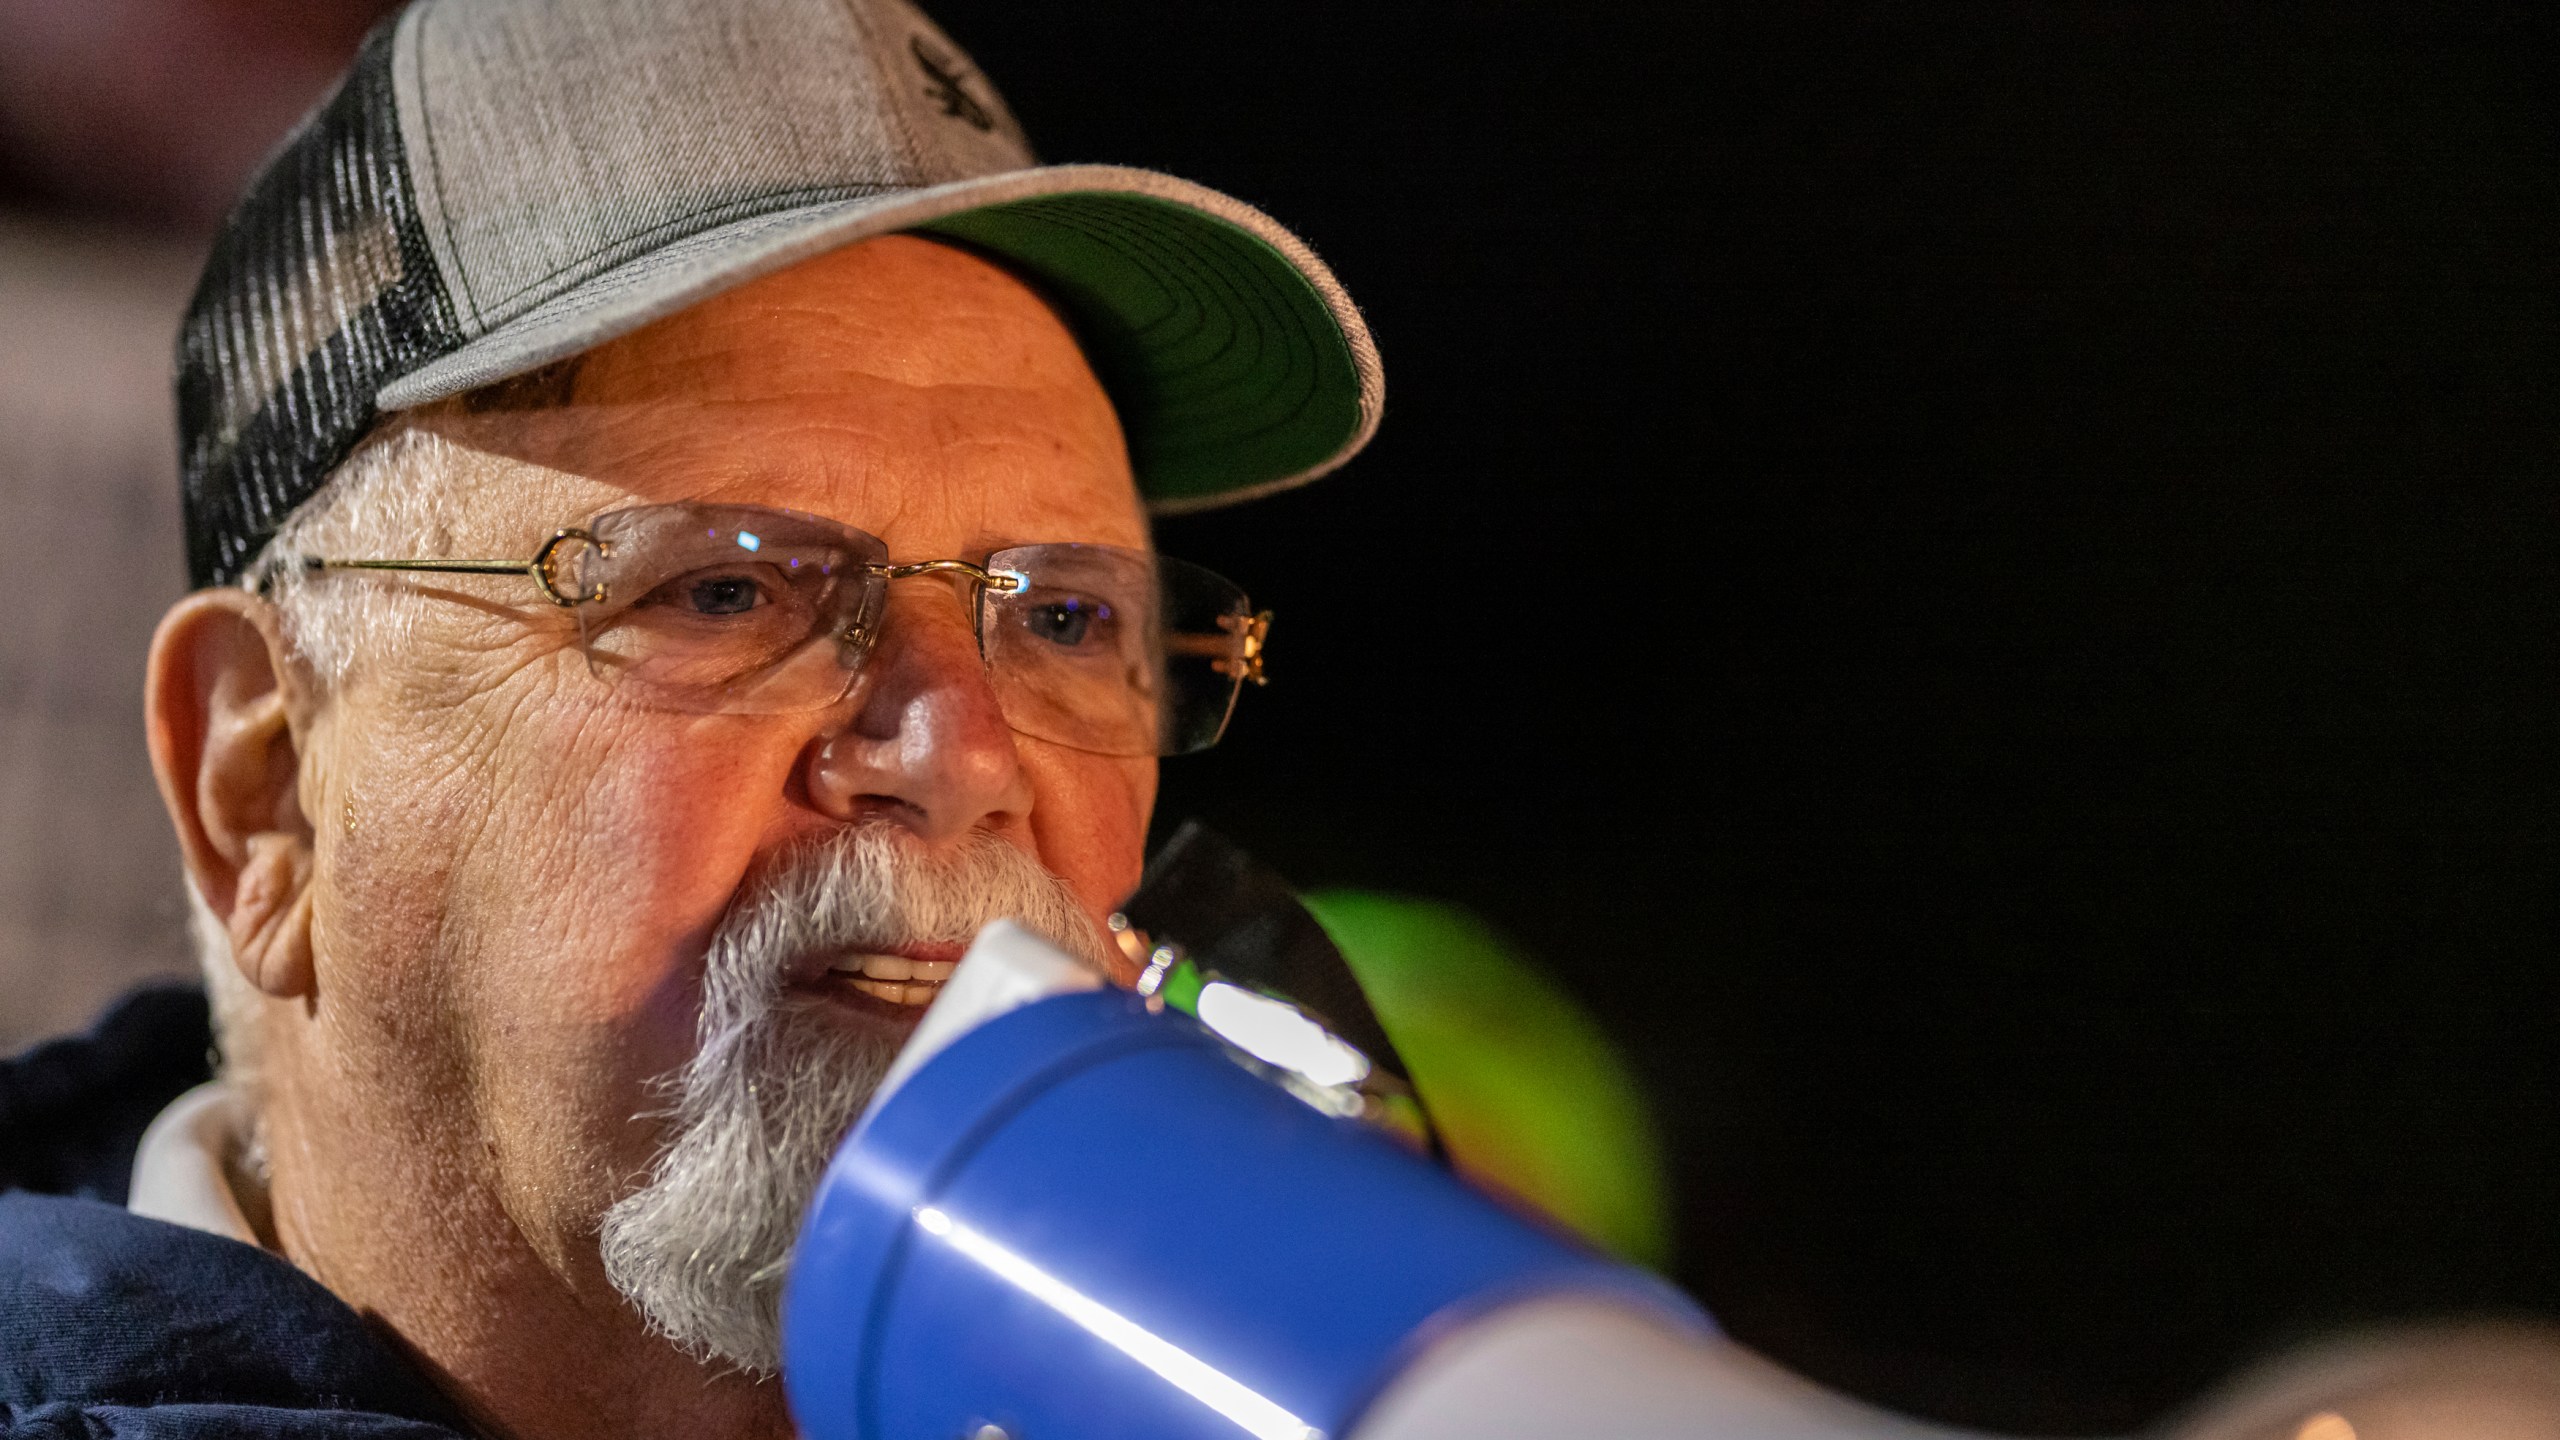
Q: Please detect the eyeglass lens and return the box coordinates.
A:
[552,503,1254,756]
[978,543,1253,757]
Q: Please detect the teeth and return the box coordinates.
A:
[821,953,953,1006]
[847,976,942,1007]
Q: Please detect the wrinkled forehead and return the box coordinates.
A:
[393,235,1149,557]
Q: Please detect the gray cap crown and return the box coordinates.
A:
[177,0,1381,588]
[399,0,1034,340]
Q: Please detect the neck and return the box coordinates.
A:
[258,1063,793,1440]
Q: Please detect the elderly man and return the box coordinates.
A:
[0,0,1377,1433]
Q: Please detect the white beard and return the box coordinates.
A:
[598,824,1110,1374]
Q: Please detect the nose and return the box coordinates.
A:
[803,584,1032,841]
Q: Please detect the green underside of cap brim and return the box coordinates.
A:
[919,193,1364,509]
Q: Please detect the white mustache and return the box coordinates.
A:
[712,823,1112,995]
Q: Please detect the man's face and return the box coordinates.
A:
[262,235,1153,1362]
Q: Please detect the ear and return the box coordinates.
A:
[146,590,320,1001]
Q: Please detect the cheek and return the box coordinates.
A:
[318,684,811,1174]
[454,704,807,1066]
[1024,748,1156,925]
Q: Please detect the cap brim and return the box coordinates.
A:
[377,164,1382,512]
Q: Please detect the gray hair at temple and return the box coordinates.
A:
[185,426,489,1097]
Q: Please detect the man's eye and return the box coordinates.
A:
[1025,597,1107,646]
[671,572,764,615]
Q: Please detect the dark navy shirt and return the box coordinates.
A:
[0,987,474,1438]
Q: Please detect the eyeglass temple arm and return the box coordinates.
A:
[292,529,601,606]
[1164,611,1273,686]
[309,557,536,576]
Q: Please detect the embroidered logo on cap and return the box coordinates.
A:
[911,35,994,131]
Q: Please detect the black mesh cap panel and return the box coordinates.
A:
[175,19,464,589]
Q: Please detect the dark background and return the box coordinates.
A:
[928,2,2560,1432]
[12,0,2560,1432]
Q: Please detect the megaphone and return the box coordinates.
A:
[778,860,2560,1440]
[780,920,2003,1440]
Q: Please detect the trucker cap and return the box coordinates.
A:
[175,0,1383,589]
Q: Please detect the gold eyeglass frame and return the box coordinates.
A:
[280,530,1273,688]
[294,529,1028,607]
